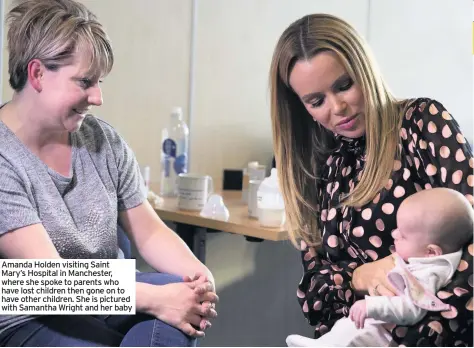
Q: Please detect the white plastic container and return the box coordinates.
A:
[257,168,286,227]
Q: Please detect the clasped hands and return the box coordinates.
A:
[183,272,218,336]
[150,271,218,338]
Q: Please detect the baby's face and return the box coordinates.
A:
[391,227,427,261]
[392,209,429,261]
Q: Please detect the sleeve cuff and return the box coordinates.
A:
[365,294,387,318]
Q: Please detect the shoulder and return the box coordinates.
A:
[0,154,29,194]
[401,97,449,120]
[401,97,452,126]
[0,125,28,180]
[399,97,458,139]
[78,115,121,142]
[0,154,18,176]
[76,115,130,154]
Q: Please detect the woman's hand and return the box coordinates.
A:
[184,273,218,331]
[139,280,218,337]
[352,254,397,297]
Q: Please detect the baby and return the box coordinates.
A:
[287,187,473,347]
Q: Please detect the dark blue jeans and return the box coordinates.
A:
[0,272,197,347]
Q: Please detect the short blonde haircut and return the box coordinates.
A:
[269,14,407,246]
[6,0,114,92]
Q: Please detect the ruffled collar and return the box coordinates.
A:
[335,134,366,157]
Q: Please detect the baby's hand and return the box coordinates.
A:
[349,299,367,329]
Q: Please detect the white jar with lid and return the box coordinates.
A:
[257,168,286,227]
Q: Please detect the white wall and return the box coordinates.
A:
[369,0,473,142]
[1,0,470,182]
[191,0,369,184]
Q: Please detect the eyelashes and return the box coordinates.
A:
[308,78,354,108]
[338,78,354,91]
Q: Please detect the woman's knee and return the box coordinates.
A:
[136,272,183,286]
[130,272,197,346]
[121,319,196,347]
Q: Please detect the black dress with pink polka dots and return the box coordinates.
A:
[297,98,473,346]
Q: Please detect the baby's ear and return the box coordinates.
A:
[425,244,442,257]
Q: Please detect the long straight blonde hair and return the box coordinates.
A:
[269,14,407,246]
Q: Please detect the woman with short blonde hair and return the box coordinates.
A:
[0,0,217,346]
[7,0,113,92]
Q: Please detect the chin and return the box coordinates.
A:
[339,127,366,139]
[335,116,366,139]
[64,118,85,133]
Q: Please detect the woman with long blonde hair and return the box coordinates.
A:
[269,14,472,346]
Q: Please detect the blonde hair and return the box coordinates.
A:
[6,0,114,92]
[269,14,407,246]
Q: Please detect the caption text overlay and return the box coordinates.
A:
[0,259,136,315]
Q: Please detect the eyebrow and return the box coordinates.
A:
[301,73,351,103]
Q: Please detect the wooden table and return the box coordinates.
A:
[153,190,288,262]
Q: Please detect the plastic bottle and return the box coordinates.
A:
[160,107,189,197]
[242,161,259,203]
[257,168,286,227]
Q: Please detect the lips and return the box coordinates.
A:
[336,114,358,127]
[73,108,90,115]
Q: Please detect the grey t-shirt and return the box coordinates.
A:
[0,114,146,332]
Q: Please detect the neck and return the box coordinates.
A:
[1,93,69,151]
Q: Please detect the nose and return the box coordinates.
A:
[88,84,103,106]
[391,229,400,240]
[328,94,347,115]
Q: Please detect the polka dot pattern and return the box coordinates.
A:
[442,125,452,138]
[440,146,450,158]
[456,133,465,144]
[452,170,463,185]
[403,168,411,181]
[382,203,395,214]
[352,226,364,238]
[365,250,378,260]
[361,208,372,220]
[426,164,437,176]
[455,149,466,162]
[376,219,385,231]
[441,111,452,120]
[428,121,437,133]
[296,98,473,345]
[393,186,405,198]
[369,236,382,248]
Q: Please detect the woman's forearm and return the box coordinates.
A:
[352,265,368,294]
[137,227,214,284]
[136,281,156,313]
[119,203,214,285]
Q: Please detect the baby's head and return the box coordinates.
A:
[392,188,473,261]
